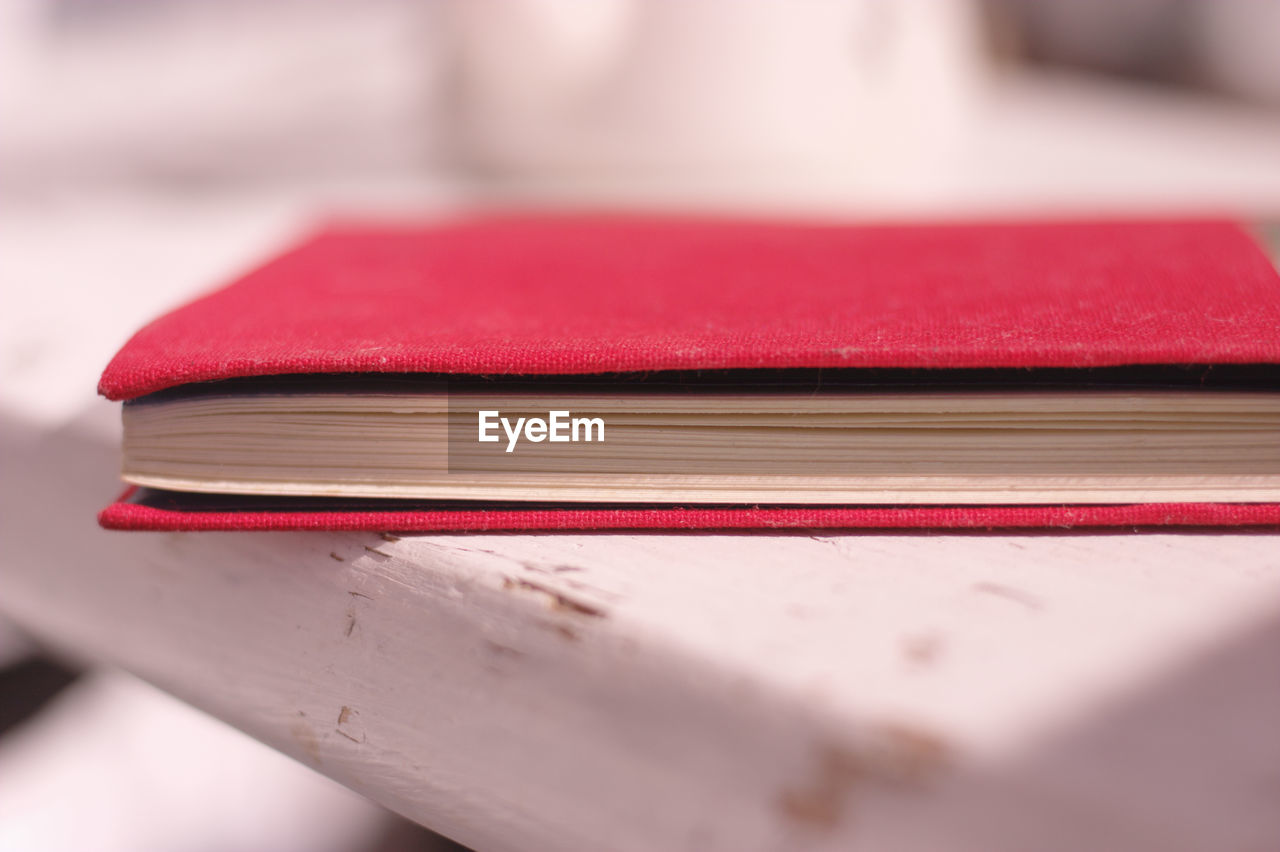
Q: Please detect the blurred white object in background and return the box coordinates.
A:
[5,0,1277,210]
[445,0,989,200]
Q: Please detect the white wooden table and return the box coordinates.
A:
[4,75,1280,852]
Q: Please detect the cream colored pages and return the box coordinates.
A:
[122,391,1280,504]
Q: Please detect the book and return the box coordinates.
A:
[98,216,1280,531]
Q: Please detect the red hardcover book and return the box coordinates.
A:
[98,216,1280,531]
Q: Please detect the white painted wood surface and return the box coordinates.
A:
[6,413,1280,850]
[5,76,1280,851]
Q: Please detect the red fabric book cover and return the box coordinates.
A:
[98,216,1280,531]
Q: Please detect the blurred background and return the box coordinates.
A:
[2,1,1280,850]
[4,0,1280,210]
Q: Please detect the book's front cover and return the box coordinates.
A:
[98,217,1280,530]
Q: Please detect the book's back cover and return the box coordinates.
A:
[100,488,1280,532]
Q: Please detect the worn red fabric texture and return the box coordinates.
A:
[98,216,1280,531]
[98,488,1280,532]
[99,217,1280,400]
